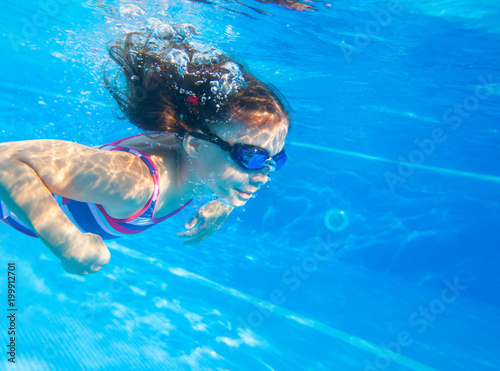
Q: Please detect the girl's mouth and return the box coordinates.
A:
[235,189,252,199]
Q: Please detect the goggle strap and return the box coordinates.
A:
[189,132,233,152]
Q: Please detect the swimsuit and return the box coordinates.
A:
[0,134,192,240]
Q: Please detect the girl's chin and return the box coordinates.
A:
[219,194,248,208]
[224,197,247,208]
[232,199,248,207]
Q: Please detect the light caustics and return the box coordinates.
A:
[290,141,500,184]
[109,243,438,371]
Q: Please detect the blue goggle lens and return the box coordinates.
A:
[231,145,287,171]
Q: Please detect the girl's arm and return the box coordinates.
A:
[0,139,154,274]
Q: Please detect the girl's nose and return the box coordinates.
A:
[249,167,271,187]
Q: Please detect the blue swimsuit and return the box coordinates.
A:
[0,135,192,240]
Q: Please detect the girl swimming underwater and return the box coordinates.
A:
[0,31,290,276]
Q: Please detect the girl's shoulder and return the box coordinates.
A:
[109,133,181,215]
[113,132,179,155]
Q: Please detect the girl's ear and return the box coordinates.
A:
[182,134,204,159]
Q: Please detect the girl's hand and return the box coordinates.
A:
[177,200,234,245]
[59,233,111,276]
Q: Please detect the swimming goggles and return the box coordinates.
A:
[188,131,287,171]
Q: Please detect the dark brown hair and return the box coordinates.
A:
[104,31,290,135]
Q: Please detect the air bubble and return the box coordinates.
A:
[119,4,146,20]
[189,42,210,53]
[166,49,189,75]
[219,62,246,96]
[192,52,220,66]
[190,44,222,66]
[324,210,349,232]
[131,75,139,81]
[148,19,175,38]
[174,23,198,38]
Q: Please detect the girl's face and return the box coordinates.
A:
[195,119,288,207]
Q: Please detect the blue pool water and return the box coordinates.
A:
[1,0,499,370]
